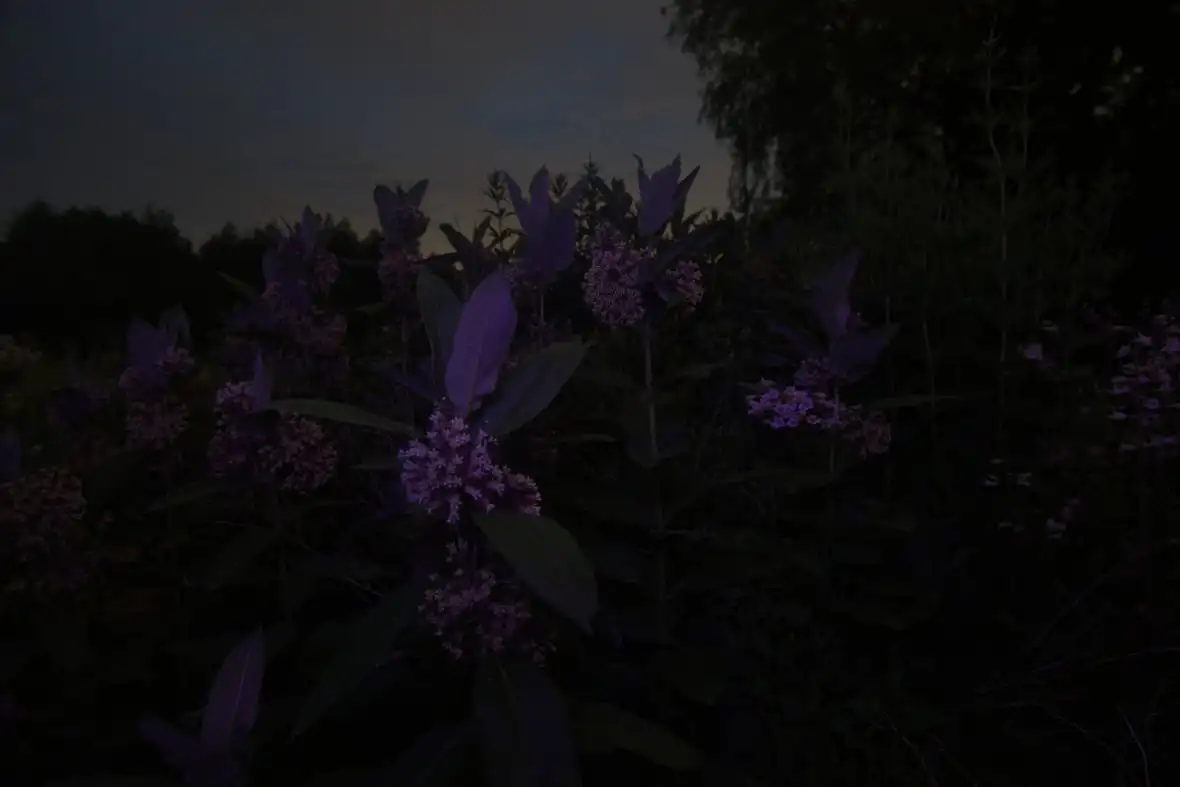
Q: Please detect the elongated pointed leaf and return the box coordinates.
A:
[217,272,258,300]
[416,269,461,387]
[204,527,279,590]
[292,585,416,737]
[269,399,414,436]
[138,716,208,772]
[570,701,703,771]
[386,722,474,787]
[473,659,581,787]
[201,629,265,750]
[810,249,860,341]
[829,324,898,383]
[445,271,517,414]
[473,512,597,632]
[476,341,586,436]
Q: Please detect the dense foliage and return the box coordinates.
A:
[2,144,1177,787]
[2,10,1178,784]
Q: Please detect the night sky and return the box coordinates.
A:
[0,0,730,252]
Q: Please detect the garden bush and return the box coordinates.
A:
[2,152,1176,787]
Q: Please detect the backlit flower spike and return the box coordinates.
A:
[248,350,272,413]
[809,248,861,343]
[296,206,322,253]
[503,166,551,240]
[126,317,174,371]
[373,182,431,252]
[635,154,698,238]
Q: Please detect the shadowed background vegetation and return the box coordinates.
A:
[2,2,1179,787]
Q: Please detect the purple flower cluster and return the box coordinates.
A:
[0,465,91,597]
[399,406,541,524]
[419,537,554,664]
[583,224,648,328]
[1107,311,1180,454]
[207,381,337,493]
[118,346,194,449]
[746,377,891,457]
[582,224,706,327]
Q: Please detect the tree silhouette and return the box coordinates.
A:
[662,0,1179,281]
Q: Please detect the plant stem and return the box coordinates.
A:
[642,324,667,638]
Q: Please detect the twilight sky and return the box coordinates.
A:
[0,0,732,252]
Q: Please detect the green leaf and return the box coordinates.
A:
[476,340,587,437]
[144,479,226,513]
[473,659,581,787]
[571,700,704,771]
[292,585,416,737]
[217,271,258,300]
[474,511,597,632]
[204,526,279,590]
[387,722,474,787]
[270,399,415,436]
[417,267,461,381]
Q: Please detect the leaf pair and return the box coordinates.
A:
[139,629,265,787]
[125,312,182,371]
[634,155,700,238]
[776,249,899,383]
[373,180,430,251]
[504,167,586,285]
[419,267,586,433]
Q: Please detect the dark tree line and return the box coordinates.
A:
[0,201,385,354]
[662,0,1180,298]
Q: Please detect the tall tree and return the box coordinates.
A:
[662,0,1178,258]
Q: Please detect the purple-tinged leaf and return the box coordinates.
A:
[473,659,581,787]
[377,366,437,402]
[445,272,517,414]
[249,351,272,412]
[406,179,430,207]
[139,716,209,772]
[504,170,545,239]
[637,156,685,237]
[0,430,19,483]
[828,324,899,383]
[200,628,265,750]
[809,249,861,342]
[527,167,551,228]
[160,305,190,347]
[525,207,578,281]
[476,340,586,436]
[634,154,651,194]
[126,318,171,370]
[765,318,822,360]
